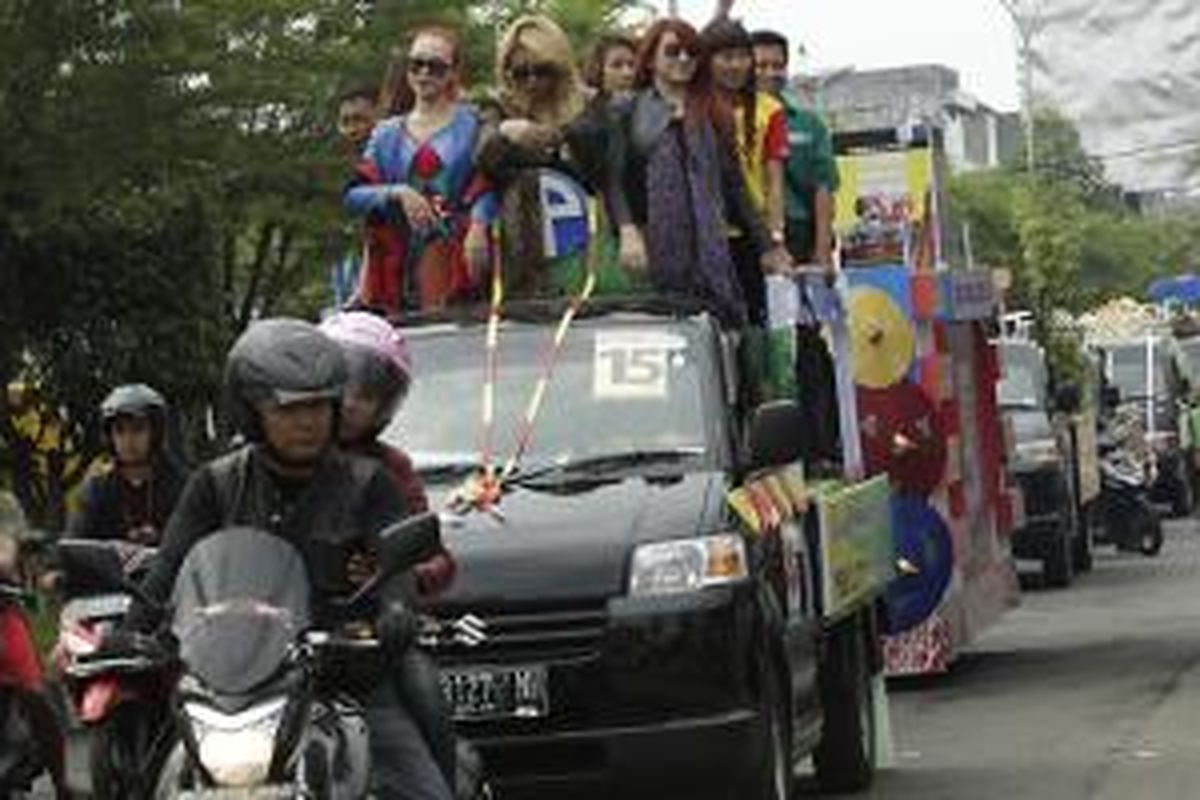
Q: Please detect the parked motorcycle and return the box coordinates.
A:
[56,539,176,799]
[151,513,443,798]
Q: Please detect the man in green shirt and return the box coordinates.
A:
[751,30,839,272]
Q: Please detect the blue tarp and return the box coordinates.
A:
[1148,274,1200,305]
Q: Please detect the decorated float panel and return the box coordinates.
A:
[836,127,1020,675]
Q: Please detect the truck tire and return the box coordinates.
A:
[749,662,793,800]
[1137,509,1164,556]
[1170,459,1194,518]
[1043,516,1074,588]
[1072,504,1095,573]
[813,616,874,794]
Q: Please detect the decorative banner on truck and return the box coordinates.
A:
[815,475,897,621]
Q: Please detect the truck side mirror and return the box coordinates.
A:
[1054,383,1081,415]
[748,401,806,471]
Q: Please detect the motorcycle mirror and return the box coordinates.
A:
[57,539,128,595]
[376,512,443,579]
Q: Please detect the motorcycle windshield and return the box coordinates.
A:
[171,529,311,696]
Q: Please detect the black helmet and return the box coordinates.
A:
[224,318,347,441]
[101,384,167,434]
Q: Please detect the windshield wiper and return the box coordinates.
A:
[418,459,483,482]
[507,448,705,486]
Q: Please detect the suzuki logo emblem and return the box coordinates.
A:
[451,614,488,647]
[421,614,489,648]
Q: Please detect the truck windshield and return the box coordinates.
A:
[384,321,716,474]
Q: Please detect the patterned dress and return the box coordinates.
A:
[345,105,497,313]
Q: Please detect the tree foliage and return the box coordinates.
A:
[0,0,636,524]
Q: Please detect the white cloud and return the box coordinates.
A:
[668,0,1021,110]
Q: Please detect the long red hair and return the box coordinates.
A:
[634,19,717,129]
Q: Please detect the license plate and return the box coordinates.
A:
[440,665,549,721]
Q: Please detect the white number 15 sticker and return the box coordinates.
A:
[593,331,686,400]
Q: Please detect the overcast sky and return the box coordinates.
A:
[667,0,1022,111]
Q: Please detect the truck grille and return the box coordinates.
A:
[422,603,608,664]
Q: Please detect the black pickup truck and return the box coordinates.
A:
[385,300,886,798]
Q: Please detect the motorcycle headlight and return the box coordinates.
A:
[629,534,748,597]
[185,697,287,787]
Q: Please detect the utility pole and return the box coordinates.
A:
[998,0,1045,173]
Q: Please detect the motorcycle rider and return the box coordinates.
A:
[129,318,452,800]
[0,492,70,799]
[319,310,459,787]
[69,384,186,544]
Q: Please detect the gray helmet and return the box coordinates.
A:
[224,318,347,441]
[101,383,167,441]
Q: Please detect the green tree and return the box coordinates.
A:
[0,0,640,525]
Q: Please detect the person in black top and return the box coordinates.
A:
[131,318,451,800]
[69,384,186,545]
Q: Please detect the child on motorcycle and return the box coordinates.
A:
[320,311,459,789]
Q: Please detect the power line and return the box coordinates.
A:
[1086,137,1200,163]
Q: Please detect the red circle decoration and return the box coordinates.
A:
[858,381,947,497]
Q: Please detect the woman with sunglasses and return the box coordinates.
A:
[608,19,781,328]
[345,25,496,314]
[477,15,637,295]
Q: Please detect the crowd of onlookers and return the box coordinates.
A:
[333,4,840,332]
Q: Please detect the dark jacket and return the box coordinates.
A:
[68,458,188,544]
[137,445,412,622]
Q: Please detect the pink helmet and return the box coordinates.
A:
[319,311,414,423]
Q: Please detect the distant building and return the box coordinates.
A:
[806,64,1021,172]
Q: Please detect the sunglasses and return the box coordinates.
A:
[661,43,696,62]
[408,56,452,78]
[509,62,561,83]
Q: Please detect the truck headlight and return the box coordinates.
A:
[1013,438,1060,468]
[185,696,287,787]
[628,534,748,597]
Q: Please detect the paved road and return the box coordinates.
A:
[830,519,1200,800]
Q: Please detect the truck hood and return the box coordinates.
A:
[429,471,729,607]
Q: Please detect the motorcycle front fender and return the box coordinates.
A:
[81,678,123,723]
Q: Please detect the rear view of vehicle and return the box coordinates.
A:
[1104,337,1194,516]
[998,339,1082,585]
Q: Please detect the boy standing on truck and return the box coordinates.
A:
[749,27,844,470]
[749,29,838,276]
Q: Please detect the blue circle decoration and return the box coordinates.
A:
[884,495,954,635]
